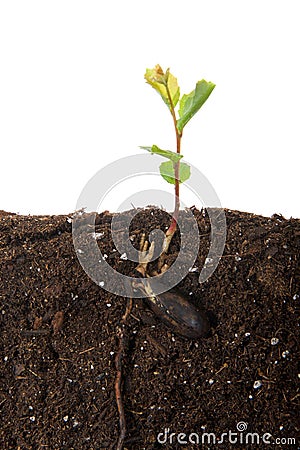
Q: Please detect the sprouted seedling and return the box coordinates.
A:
[115,67,215,449]
[141,64,215,266]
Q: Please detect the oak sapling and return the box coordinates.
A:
[141,64,215,265]
[115,66,215,449]
[133,64,215,338]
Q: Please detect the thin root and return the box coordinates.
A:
[115,298,133,450]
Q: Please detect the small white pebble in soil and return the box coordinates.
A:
[253,380,262,389]
[77,249,84,254]
[208,379,214,385]
[67,217,72,223]
[279,425,284,431]
[227,380,231,384]
[245,332,251,337]
[110,351,114,356]
[29,416,36,422]
[37,267,40,272]
[102,387,106,391]
[63,415,69,422]
[29,406,33,411]
[298,374,300,379]
[140,346,144,351]
[271,337,279,346]
[4,356,8,362]
[249,394,253,399]
[204,257,213,265]
[134,364,139,368]
[235,255,242,262]
[93,232,104,240]
[1,310,5,314]
[106,303,111,308]
[189,292,193,296]
[189,267,198,272]
[282,350,289,358]
[120,252,128,260]
[90,364,94,370]
[293,294,299,300]
[171,336,175,342]
[99,281,105,287]
[73,420,79,428]
[103,254,108,259]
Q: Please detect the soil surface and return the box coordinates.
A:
[0,207,299,449]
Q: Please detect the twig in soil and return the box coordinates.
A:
[20,329,50,336]
[115,298,133,450]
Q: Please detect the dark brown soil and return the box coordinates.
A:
[0,207,299,449]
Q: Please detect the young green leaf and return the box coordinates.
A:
[140,145,183,163]
[145,65,180,110]
[159,160,191,185]
[165,69,180,108]
[177,80,215,133]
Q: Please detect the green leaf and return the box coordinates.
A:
[177,80,215,132]
[165,69,180,107]
[140,145,183,163]
[159,160,191,185]
[144,65,180,109]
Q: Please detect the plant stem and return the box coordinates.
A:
[164,81,183,252]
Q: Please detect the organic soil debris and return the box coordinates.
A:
[0,207,299,449]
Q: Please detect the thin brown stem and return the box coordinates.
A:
[160,80,183,261]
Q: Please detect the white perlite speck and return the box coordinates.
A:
[271,337,279,346]
[120,253,128,260]
[93,232,104,240]
[253,380,262,389]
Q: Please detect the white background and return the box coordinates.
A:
[0,1,299,218]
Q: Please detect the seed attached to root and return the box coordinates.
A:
[145,287,209,339]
